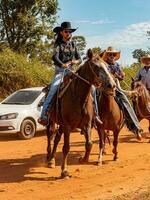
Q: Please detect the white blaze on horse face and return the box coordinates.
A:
[99,62,116,88]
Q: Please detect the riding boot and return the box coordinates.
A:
[38,113,49,126]
[132,128,143,141]
[93,111,103,129]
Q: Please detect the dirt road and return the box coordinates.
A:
[0,119,150,200]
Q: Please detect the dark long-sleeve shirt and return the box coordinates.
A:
[52,40,81,67]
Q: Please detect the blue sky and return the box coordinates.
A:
[56,0,150,65]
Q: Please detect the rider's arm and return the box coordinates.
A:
[114,63,125,81]
[135,69,142,81]
[52,45,64,67]
[71,43,82,65]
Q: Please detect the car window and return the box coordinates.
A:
[2,90,42,105]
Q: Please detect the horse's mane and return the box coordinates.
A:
[133,81,150,117]
[136,81,150,102]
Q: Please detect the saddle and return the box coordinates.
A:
[42,74,73,121]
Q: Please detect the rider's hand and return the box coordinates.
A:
[71,60,79,65]
[62,62,71,68]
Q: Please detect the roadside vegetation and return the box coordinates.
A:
[0,48,54,99]
[0,0,149,99]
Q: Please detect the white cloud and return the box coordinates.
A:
[86,21,150,49]
[85,21,150,65]
[75,20,91,24]
[91,19,115,25]
[74,19,115,25]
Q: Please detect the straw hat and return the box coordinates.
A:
[53,22,77,33]
[100,46,120,61]
[140,55,150,64]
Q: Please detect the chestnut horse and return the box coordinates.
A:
[96,79,124,164]
[131,78,150,133]
[46,50,116,178]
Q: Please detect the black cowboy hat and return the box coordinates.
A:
[53,21,77,33]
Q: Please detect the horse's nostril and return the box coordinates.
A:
[107,83,113,88]
[113,84,116,89]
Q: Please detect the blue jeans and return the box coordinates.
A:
[92,85,99,114]
[115,88,141,132]
[40,67,71,120]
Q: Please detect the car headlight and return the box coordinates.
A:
[0,113,18,120]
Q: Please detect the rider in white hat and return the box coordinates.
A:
[100,46,143,140]
[135,55,150,92]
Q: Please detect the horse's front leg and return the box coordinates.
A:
[112,129,119,161]
[61,129,70,178]
[46,122,55,167]
[48,126,63,168]
[97,128,105,165]
[79,124,93,164]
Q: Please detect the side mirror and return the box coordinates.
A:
[38,101,44,107]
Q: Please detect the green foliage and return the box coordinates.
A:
[0,0,59,64]
[0,48,54,98]
[121,63,141,90]
[92,47,102,55]
[72,36,86,56]
[132,49,148,62]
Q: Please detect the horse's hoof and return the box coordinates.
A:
[113,157,118,161]
[47,161,55,168]
[97,161,102,166]
[79,157,89,164]
[61,171,70,179]
[112,149,116,154]
[102,151,107,155]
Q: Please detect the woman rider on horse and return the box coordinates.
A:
[38,22,102,126]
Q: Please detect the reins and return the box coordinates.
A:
[67,68,90,85]
[67,60,102,86]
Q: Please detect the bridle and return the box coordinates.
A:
[67,60,103,87]
[87,60,103,86]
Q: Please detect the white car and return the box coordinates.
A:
[0,87,46,139]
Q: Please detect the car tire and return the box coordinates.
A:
[18,119,36,140]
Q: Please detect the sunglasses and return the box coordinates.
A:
[64,30,72,34]
[108,53,117,57]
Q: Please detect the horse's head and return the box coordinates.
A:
[131,78,144,97]
[82,49,116,90]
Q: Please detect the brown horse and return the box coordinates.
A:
[96,79,124,164]
[46,49,116,178]
[131,78,150,133]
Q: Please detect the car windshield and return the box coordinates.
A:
[2,90,42,105]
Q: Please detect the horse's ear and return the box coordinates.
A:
[131,77,135,82]
[87,49,93,60]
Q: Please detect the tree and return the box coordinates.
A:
[0,0,58,64]
[132,49,147,62]
[72,35,86,56]
[92,47,102,55]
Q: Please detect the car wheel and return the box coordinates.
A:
[18,119,36,140]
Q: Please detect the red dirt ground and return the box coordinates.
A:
[0,119,150,200]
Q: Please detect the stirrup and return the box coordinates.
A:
[38,118,49,126]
